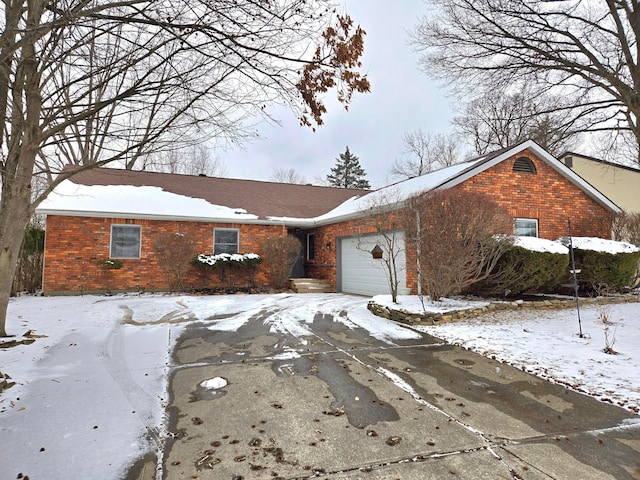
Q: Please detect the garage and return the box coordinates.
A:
[338,232,407,296]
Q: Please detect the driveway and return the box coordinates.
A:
[148,294,639,479]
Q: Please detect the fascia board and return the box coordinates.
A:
[35,208,286,226]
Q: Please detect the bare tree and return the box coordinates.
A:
[591,130,640,167]
[413,1,640,162]
[355,188,406,302]
[454,89,582,156]
[144,145,228,177]
[189,146,228,178]
[0,0,370,336]
[612,211,640,246]
[402,189,513,302]
[270,168,307,184]
[390,130,463,180]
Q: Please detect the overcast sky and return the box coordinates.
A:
[218,0,454,189]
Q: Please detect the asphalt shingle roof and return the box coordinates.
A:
[67,167,369,219]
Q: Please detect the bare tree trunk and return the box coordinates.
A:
[0,0,43,336]
[0,163,40,331]
[0,196,32,337]
[0,155,38,336]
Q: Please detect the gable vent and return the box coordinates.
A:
[513,156,537,174]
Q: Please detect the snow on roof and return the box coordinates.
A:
[558,236,640,254]
[513,236,570,254]
[39,159,483,226]
[36,140,620,224]
[37,166,368,222]
[38,180,259,222]
[285,160,484,226]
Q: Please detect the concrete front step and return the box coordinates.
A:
[289,278,333,293]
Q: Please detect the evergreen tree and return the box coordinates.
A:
[326,147,370,189]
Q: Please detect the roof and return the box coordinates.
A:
[313,140,620,225]
[37,167,369,224]
[559,151,640,174]
[36,141,620,226]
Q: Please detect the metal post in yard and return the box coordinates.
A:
[568,218,584,338]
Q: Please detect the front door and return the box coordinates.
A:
[289,230,306,278]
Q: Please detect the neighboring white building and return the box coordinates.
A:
[560,152,640,214]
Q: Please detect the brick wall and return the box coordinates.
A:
[454,150,613,239]
[42,216,286,294]
[305,213,403,288]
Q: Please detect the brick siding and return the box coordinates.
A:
[454,150,613,239]
[43,216,286,294]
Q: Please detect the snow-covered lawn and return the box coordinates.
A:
[0,293,638,480]
[377,295,640,414]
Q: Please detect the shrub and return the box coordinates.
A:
[558,237,640,293]
[612,211,640,287]
[261,236,301,289]
[192,253,263,286]
[570,250,640,293]
[402,190,513,301]
[469,243,569,296]
[153,232,198,292]
[12,224,45,295]
[192,253,263,270]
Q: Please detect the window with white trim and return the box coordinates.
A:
[514,218,538,237]
[214,228,239,254]
[110,225,141,258]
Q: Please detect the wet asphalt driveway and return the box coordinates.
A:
[159,295,640,479]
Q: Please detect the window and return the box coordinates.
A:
[513,156,537,174]
[307,233,316,260]
[563,156,573,168]
[514,218,538,237]
[214,228,239,254]
[110,225,141,258]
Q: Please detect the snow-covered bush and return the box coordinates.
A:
[192,253,263,270]
[192,252,263,287]
[468,236,569,296]
[556,237,640,293]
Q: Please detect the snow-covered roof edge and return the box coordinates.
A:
[36,141,621,225]
[35,181,268,224]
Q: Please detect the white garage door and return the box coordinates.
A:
[338,232,407,296]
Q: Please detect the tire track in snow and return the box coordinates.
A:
[96,304,176,468]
